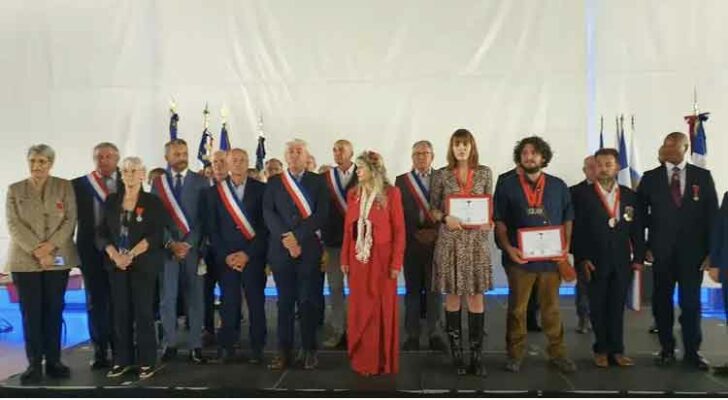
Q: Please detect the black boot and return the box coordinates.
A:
[445,310,467,376]
[468,312,487,377]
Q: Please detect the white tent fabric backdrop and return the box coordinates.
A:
[1,0,726,286]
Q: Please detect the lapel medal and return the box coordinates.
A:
[623,206,634,222]
[135,207,144,223]
[608,217,617,228]
[692,184,700,202]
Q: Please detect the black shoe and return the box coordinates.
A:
[445,310,467,376]
[201,330,217,347]
[648,325,659,334]
[402,337,420,351]
[190,348,208,364]
[138,366,156,379]
[268,352,291,370]
[161,346,178,362]
[45,362,71,379]
[19,365,42,385]
[429,335,447,353]
[248,349,264,365]
[527,320,542,332]
[684,353,710,371]
[303,351,319,370]
[218,347,236,364]
[467,312,487,377]
[654,351,676,367]
[90,358,110,370]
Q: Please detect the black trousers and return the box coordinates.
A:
[587,266,630,354]
[79,249,113,355]
[218,260,267,352]
[109,267,158,367]
[203,251,222,334]
[403,242,441,339]
[271,250,323,352]
[652,255,703,356]
[13,270,69,366]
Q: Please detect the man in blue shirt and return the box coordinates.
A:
[494,136,576,374]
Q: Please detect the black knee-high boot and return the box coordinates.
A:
[468,312,487,377]
[445,310,467,376]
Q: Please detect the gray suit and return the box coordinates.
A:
[152,169,208,349]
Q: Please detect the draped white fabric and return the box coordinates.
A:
[1,1,727,276]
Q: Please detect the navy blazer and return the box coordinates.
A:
[151,169,208,249]
[637,163,718,267]
[263,171,329,264]
[573,183,646,276]
[322,167,359,247]
[569,180,590,258]
[207,177,268,265]
[72,170,124,260]
[710,192,728,271]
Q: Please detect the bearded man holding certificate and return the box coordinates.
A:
[572,148,645,368]
[493,136,576,374]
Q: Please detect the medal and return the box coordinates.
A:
[594,182,620,229]
[135,206,144,223]
[692,184,700,202]
[518,171,546,218]
[623,206,634,222]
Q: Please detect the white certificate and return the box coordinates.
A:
[446,195,492,228]
[518,226,564,261]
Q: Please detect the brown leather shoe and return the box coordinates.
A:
[267,352,290,370]
[593,353,609,368]
[612,354,635,367]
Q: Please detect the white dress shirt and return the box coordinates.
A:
[665,159,687,196]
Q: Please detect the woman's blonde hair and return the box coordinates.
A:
[355,150,390,205]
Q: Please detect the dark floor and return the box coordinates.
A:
[3,294,728,397]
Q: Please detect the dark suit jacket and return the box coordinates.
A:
[97,191,166,273]
[72,171,124,265]
[207,177,268,266]
[493,168,517,254]
[637,163,718,267]
[322,167,358,247]
[711,192,728,271]
[569,180,590,259]
[573,183,646,277]
[394,171,436,252]
[263,171,329,265]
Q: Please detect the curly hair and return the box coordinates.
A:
[355,150,391,205]
[513,136,553,169]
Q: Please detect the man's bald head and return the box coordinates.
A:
[582,155,597,182]
[662,131,689,164]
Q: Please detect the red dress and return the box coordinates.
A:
[341,186,406,376]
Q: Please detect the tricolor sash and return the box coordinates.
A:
[154,174,191,236]
[404,171,434,223]
[217,179,256,240]
[325,168,348,214]
[85,171,109,203]
[280,170,313,219]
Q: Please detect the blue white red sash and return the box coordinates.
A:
[325,168,348,214]
[85,171,109,203]
[217,179,256,240]
[154,174,190,236]
[281,170,313,219]
[404,171,434,223]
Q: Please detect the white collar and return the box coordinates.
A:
[337,163,355,175]
[597,180,618,195]
[414,167,433,177]
[170,168,189,179]
[665,159,687,171]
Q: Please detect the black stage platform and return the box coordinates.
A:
[3,294,728,397]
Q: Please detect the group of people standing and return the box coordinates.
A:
[4,127,728,385]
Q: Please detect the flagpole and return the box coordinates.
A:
[204,102,213,155]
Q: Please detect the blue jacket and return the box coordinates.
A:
[711,192,728,271]
[151,169,208,249]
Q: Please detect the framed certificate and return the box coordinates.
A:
[517,226,565,261]
[446,194,492,228]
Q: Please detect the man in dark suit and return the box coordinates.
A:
[573,148,645,368]
[200,150,229,347]
[709,192,728,374]
[569,155,597,334]
[494,166,540,332]
[395,140,446,352]
[321,139,358,349]
[72,142,123,369]
[208,149,268,364]
[152,139,210,364]
[637,132,718,370]
[264,139,329,370]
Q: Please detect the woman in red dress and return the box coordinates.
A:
[341,151,406,376]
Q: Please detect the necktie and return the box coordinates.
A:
[174,173,183,198]
[671,167,682,207]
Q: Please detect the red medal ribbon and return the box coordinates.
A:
[454,168,475,194]
[517,171,546,209]
[594,182,620,221]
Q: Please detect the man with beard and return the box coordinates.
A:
[637,132,718,370]
[494,136,576,374]
[569,155,597,334]
[264,139,329,370]
[153,139,209,364]
[573,148,645,368]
